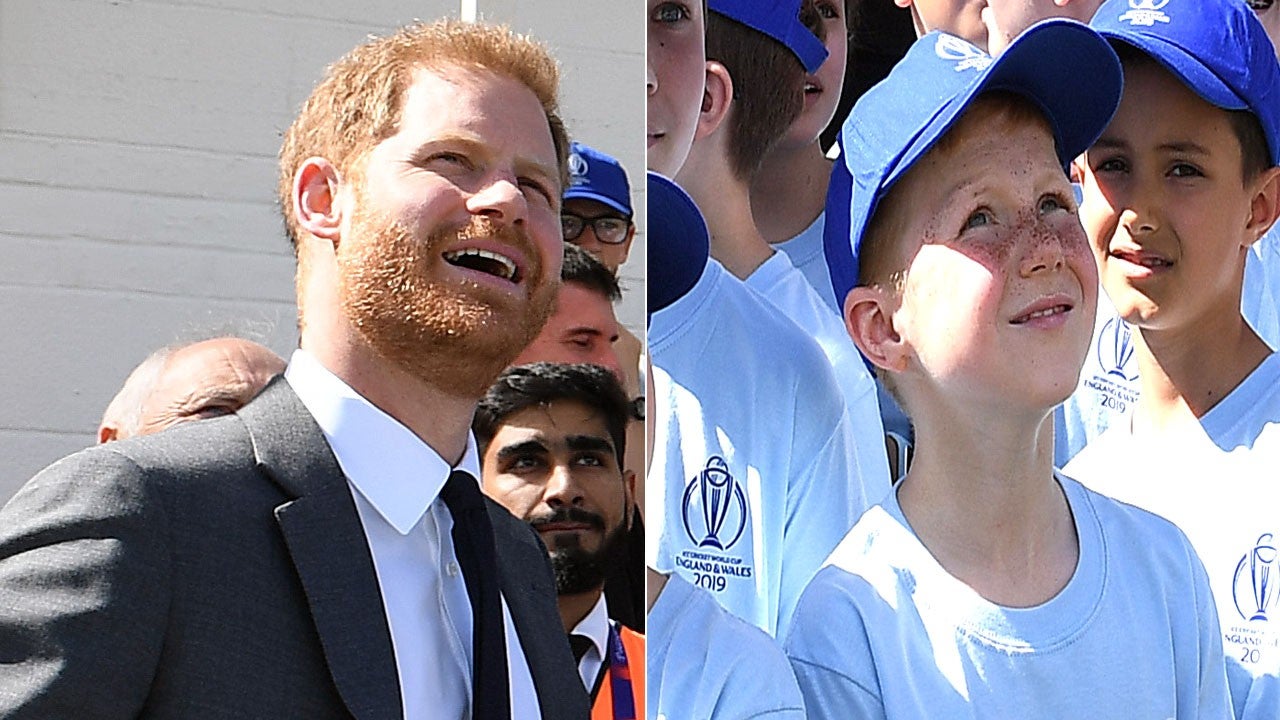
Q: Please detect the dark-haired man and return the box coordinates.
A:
[476,363,644,720]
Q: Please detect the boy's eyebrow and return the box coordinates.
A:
[1156,141,1211,156]
[1090,137,1128,152]
[1090,137,1212,157]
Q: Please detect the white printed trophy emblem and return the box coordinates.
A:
[935,34,992,73]
[1119,0,1171,26]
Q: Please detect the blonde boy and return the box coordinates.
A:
[785,21,1231,718]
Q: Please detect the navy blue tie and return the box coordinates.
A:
[439,471,510,720]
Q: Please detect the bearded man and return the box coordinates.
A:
[475,363,644,720]
[0,20,587,720]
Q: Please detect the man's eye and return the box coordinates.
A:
[188,405,233,420]
[1169,163,1203,179]
[574,454,606,468]
[510,456,544,471]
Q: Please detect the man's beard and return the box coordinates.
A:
[336,200,557,398]
[531,506,629,596]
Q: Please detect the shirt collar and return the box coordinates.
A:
[570,593,610,660]
[284,349,482,535]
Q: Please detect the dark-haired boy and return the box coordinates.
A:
[785,21,1230,717]
[1064,2,1280,717]
[676,0,891,508]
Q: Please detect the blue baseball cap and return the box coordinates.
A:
[563,141,633,217]
[708,0,828,74]
[1091,0,1280,166]
[648,172,710,316]
[822,21,1122,307]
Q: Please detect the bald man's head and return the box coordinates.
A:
[98,338,285,443]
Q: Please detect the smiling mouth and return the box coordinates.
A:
[1011,303,1071,325]
[804,81,821,95]
[1111,249,1173,269]
[443,248,519,282]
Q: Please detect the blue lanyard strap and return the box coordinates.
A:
[606,623,636,720]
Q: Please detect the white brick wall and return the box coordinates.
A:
[0,0,644,500]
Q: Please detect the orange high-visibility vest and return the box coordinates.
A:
[590,625,645,720]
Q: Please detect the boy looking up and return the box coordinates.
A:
[1065,1,1280,716]
[786,21,1231,718]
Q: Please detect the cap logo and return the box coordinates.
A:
[568,152,589,186]
[1118,0,1170,26]
[935,35,992,73]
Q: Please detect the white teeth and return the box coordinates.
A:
[1015,305,1067,323]
[443,248,517,281]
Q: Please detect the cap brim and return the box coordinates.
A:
[889,20,1122,190]
[1098,32,1248,111]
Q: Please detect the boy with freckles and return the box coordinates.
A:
[1065,1,1280,717]
[785,20,1231,719]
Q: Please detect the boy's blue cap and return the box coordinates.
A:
[648,172,710,316]
[1091,0,1280,166]
[708,0,828,74]
[563,141,633,217]
[822,21,1122,308]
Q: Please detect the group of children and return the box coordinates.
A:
[646,0,1280,717]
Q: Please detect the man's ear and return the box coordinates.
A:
[844,285,909,372]
[694,60,733,142]
[1246,166,1280,246]
[292,157,344,245]
[622,469,637,528]
[97,424,118,444]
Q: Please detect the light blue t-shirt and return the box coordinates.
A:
[746,250,892,496]
[1057,225,1280,466]
[774,211,915,467]
[776,211,839,314]
[647,574,805,720]
[1067,352,1280,720]
[649,258,880,639]
[785,474,1232,719]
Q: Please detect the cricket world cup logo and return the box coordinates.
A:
[1119,0,1170,26]
[1234,533,1279,622]
[681,456,748,551]
[1098,316,1139,382]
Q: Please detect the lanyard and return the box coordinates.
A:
[606,623,636,720]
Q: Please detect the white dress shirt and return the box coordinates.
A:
[569,594,609,693]
[285,350,541,720]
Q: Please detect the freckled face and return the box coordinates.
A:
[889,113,1097,411]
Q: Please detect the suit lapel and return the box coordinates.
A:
[487,500,591,720]
[240,378,403,720]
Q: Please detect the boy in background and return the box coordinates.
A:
[676,0,891,496]
[786,21,1230,718]
[1065,1,1280,716]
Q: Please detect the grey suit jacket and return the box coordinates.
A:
[0,377,589,719]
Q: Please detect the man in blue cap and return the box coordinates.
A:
[563,141,637,276]
[785,18,1231,718]
[660,0,891,638]
[560,141,647,637]
[1064,2,1280,717]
